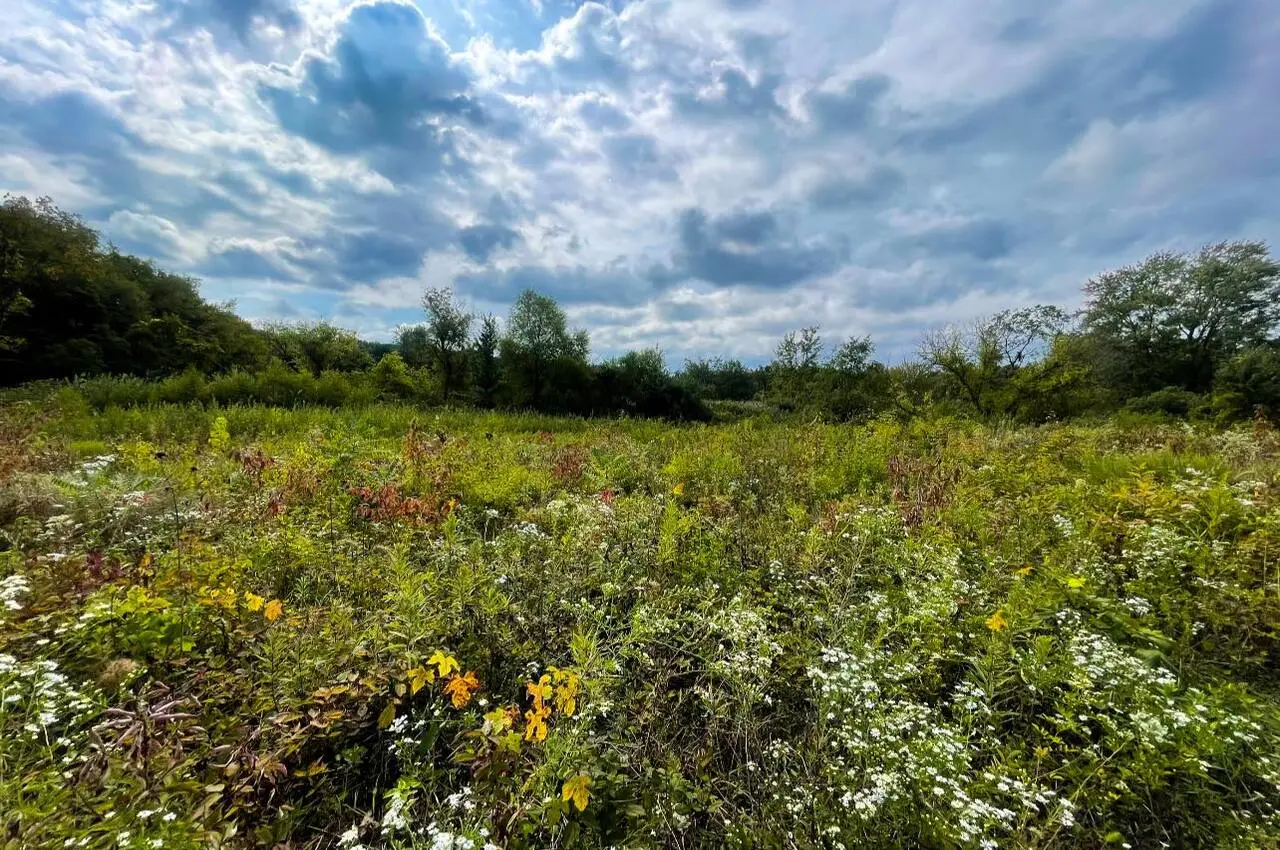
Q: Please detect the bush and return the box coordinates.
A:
[1124,386,1208,418]
[1214,345,1280,420]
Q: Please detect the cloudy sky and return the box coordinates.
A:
[1,0,1276,363]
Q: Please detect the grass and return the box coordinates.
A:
[1,398,1278,849]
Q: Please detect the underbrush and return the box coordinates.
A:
[1,402,1278,849]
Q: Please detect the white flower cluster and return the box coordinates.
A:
[0,655,98,750]
[1,574,30,612]
[706,596,782,684]
[806,646,1068,848]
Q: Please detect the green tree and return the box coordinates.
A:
[920,306,1071,419]
[500,289,588,408]
[396,325,432,368]
[264,323,372,376]
[766,326,824,410]
[1082,242,1280,394]
[473,314,501,408]
[421,287,474,402]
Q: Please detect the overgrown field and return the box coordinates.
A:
[2,396,1279,849]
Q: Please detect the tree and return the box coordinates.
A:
[421,287,474,402]
[473,314,500,408]
[395,325,431,368]
[675,358,762,401]
[500,289,588,408]
[767,326,824,410]
[920,306,1071,419]
[263,323,372,376]
[824,335,885,420]
[0,194,265,384]
[1082,242,1280,394]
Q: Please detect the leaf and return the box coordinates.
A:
[407,667,434,695]
[562,774,592,811]
[377,702,396,729]
[264,599,284,621]
[1066,576,1086,589]
[243,592,264,612]
[428,651,459,678]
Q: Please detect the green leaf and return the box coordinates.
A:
[377,701,396,729]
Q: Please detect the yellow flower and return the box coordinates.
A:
[264,599,284,621]
[524,705,550,742]
[244,592,265,612]
[672,483,685,496]
[1066,576,1086,589]
[429,651,460,678]
[562,774,592,812]
[527,675,553,711]
[443,671,480,709]
[406,666,435,695]
[985,609,1008,632]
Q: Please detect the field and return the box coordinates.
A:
[2,395,1279,849]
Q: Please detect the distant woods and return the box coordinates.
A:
[4,194,1279,423]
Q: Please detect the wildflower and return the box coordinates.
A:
[264,599,284,621]
[524,705,550,742]
[985,610,1008,632]
[444,671,480,709]
[562,774,592,811]
[429,650,460,678]
[244,592,264,612]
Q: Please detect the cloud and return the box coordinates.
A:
[808,166,904,210]
[259,1,484,178]
[673,68,785,121]
[459,223,521,262]
[602,133,678,182]
[1,0,1276,364]
[670,207,845,288]
[162,0,302,42]
[901,218,1016,262]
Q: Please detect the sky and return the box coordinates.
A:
[1,0,1277,364]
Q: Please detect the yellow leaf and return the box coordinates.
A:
[985,609,1008,632]
[429,651,459,678]
[139,552,154,572]
[1014,566,1033,577]
[672,483,684,496]
[1066,576,1086,589]
[524,706,550,742]
[264,599,284,621]
[377,702,396,729]
[244,592,265,612]
[406,667,434,695]
[562,774,592,812]
[527,676,553,711]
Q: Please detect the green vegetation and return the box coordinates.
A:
[2,395,1279,849]
[6,195,1280,427]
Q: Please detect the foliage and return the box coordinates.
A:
[3,398,1280,849]
[1082,241,1280,394]
[0,195,266,384]
[262,323,373,377]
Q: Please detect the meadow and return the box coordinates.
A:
[1,392,1278,849]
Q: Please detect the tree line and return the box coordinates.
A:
[3,194,1278,422]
